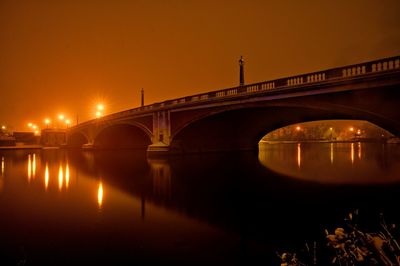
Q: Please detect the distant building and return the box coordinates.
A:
[41,129,66,146]
[13,132,38,145]
[0,135,16,146]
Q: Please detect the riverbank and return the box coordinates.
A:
[0,144,42,150]
[260,138,400,144]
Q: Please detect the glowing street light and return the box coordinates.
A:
[44,118,51,128]
[97,104,104,111]
[349,127,354,132]
[96,111,102,118]
[32,125,37,130]
[296,126,301,131]
[1,125,5,130]
[65,119,71,128]
[28,123,33,128]
[58,114,65,121]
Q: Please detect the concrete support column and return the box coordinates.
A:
[147,110,171,155]
[82,126,96,150]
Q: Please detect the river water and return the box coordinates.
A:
[0,142,399,265]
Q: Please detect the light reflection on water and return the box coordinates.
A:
[259,142,400,184]
[0,144,399,265]
[97,181,104,209]
[44,163,49,190]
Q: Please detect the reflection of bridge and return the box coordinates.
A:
[67,56,400,155]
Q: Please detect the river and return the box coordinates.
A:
[0,142,399,265]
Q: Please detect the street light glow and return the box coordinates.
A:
[28,123,33,127]
[44,118,51,125]
[296,126,301,131]
[58,114,65,120]
[1,125,5,130]
[96,111,102,118]
[97,104,104,111]
[65,119,71,125]
[32,125,37,129]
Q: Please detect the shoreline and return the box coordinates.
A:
[260,139,399,144]
[0,144,43,150]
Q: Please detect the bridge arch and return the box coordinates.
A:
[94,122,152,149]
[67,131,89,148]
[169,104,397,153]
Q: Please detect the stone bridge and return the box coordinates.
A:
[67,56,400,155]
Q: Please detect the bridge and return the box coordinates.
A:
[67,56,400,155]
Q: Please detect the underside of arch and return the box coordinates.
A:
[169,105,397,154]
[67,132,89,148]
[94,124,152,149]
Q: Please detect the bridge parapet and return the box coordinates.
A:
[69,55,400,140]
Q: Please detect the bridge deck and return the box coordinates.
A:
[72,55,400,130]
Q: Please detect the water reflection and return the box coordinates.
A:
[351,143,354,164]
[32,153,36,178]
[297,143,301,168]
[58,164,63,190]
[97,182,104,209]
[28,154,31,180]
[44,163,49,190]
[0,156,3,193]
[148,158,171,199]
[0,147,399,265]
[66,164,70,189]
[1,156,4,176]
[259,142,400,184]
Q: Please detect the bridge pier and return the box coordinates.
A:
[147,110,172,156]
[147,142,171,156]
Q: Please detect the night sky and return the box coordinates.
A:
[1,0,399,130]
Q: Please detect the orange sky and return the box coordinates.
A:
[1,0,399,131]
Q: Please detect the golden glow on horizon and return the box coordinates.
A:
[58,165,63,190]
[28,154,32,181]
[45,163,49,190]
[297,143,301,168]
[97,182,104,209]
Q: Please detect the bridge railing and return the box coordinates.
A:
[71,56,399,129]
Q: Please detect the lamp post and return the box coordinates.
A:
[44,118,51,129]
[96,103,105,118]
[58,114,65,129]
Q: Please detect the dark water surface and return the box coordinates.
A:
[0,142,399,265]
